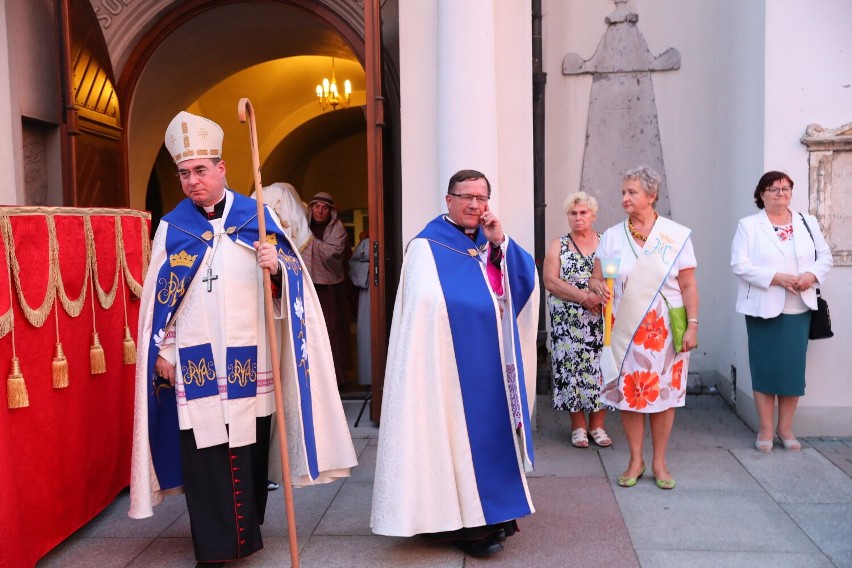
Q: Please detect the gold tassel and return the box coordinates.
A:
[123,325,136,365]
[52,342,69,388]
[7,356,29,409]
[90,331,106,374]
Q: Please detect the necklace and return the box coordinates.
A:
[627,211,659,242]
[202,229,226,293]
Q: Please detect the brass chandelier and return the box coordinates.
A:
[315,58,351,111]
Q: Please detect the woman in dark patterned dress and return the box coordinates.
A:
[544,192,612,448]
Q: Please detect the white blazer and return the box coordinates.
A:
[731,208,832,318]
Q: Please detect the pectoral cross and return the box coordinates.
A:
[202,267,218,292]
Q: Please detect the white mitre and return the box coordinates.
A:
[164,111,224,164]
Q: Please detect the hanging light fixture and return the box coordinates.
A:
[316,58,352,111]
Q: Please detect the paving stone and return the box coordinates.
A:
[74,489,188,538]
[613,488,819,554]
[732,448,852,504]
[783,503,852,567]
[636,549,834,568]
[600,449,763,492]
[314,481,374,536]
[37,537,155,568]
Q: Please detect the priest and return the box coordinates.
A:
[371,169,539,558]
[129,111,357,565]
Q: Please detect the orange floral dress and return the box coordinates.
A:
[597,222,696,413]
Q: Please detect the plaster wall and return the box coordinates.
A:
[0,0,18,205]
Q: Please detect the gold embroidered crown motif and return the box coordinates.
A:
[265,234,278,246]
[170,250,197,268]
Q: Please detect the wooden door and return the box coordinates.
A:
[364,0,387,422]
[58,0,124,207]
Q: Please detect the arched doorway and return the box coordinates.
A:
[116,0,399,421]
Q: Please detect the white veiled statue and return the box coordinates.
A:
[252,182,311,251]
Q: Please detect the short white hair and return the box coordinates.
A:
[622,166,662,204]
[563,191,599,215]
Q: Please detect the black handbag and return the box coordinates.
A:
[809,290,834,340]
[799,214,834,340]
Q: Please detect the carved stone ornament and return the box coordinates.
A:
[800,122,852,265]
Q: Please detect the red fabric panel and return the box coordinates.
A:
[9,216,52,320]
[54,216,88,306]
[90,215,118,301]
[120,215,147,289]
[0,234,9,315]
[0,210,147,568]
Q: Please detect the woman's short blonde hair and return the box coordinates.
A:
[563,191,599,215]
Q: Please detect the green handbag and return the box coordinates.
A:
[662,294,687,353]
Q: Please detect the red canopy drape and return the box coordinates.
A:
[0,207,150,568]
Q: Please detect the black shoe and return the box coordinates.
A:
[489,528,507,544]
[453,539,504,558]
[267,480,279,491]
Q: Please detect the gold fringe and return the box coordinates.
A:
[52,342,69,388]
[123,326,136,365]
[85,216,119,310]
[7,357,29,409]
[90,332,106,374]
[0,214,56,328]
[53,215,89,318]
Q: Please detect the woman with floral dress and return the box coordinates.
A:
[544,192,612,449]
[589,166,699,490]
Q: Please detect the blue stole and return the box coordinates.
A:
[147,192,318,490]
[417,215,536,524]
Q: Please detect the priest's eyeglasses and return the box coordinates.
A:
[765,186,792,195]
[449,193,490,204]
[177,166,211,181]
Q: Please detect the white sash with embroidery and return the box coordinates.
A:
[602,217,691,384]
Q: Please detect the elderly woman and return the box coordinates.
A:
[730,171,832,452]
[589,166,699,490]
[544,192,612,448]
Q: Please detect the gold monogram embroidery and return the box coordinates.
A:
[182,358,216,387]
[156,273,186,306]
[227,358,257,388]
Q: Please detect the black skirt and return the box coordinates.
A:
[179,416,272,562]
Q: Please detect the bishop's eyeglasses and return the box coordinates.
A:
[177,166,212,180]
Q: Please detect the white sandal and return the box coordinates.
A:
[589,428,612,447]
[571,428,589,448]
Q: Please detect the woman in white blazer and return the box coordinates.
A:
[731,171,832,453]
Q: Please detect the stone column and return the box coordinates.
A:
[436,0,499,190]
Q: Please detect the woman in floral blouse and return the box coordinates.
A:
[544,192,612,449]
[589,166,699,490]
